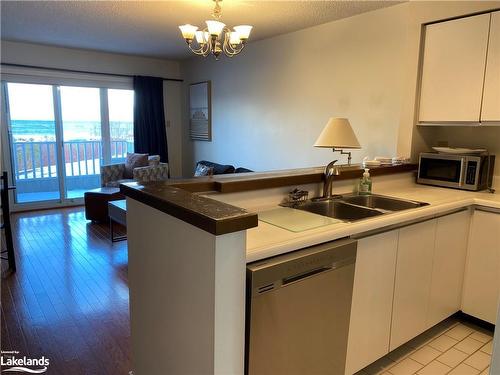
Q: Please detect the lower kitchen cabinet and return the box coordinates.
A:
[427,210,470,328]
[462,209,500,324]
[390,219,437,351]
[345,230,398,375]
[345,209,495,374]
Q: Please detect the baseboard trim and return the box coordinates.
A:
[455,311,495,333]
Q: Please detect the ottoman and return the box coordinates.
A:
[84,187,124,223]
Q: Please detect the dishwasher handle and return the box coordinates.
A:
[283,266,332,285]
[282,257,355,286]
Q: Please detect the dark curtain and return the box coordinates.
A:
[133,76,168,162]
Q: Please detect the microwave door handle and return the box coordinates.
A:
[459,157,466,187]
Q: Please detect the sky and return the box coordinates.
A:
[8,83,54,121]
[7,83,134,122]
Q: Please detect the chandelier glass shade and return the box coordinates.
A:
[179,0,253,59]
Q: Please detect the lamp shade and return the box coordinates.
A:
[179,24,198,40]
[233,25,253,40]
[314,118,361,149]
[206,20,226,36]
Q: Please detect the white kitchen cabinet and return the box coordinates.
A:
[418,13,491,123]
[345,209,491,372]
[345,230,398,375]
[482,11,500,122]
[462,209,500,324]
[427,210,470,328]
[390,219,437,350]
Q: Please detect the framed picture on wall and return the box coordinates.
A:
[189,81,212,141]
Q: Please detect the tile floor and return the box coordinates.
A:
[355,318,494,375]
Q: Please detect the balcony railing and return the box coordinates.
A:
[12,140,133,200]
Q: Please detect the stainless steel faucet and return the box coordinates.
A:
[321,160,340,199]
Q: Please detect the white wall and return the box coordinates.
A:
[181,3,410,174]
[1,41,185,176]
[181,1,500,176]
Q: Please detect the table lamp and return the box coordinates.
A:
[314,117,361,165]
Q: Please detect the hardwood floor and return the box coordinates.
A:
[1,207,130,374]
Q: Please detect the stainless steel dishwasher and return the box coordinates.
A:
[245,238,357,375]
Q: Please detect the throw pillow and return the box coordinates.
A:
[148,155,161,167]
[194,163,214,177]
[196,160,235,174]
[124,153,149,179]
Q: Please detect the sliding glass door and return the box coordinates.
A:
[108,89,134,164]
[6,83,61,203]
[3,81,134,208]
[60,86,102,199]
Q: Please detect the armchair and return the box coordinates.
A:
[101,156,169,187]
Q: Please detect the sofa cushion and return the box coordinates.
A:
[124,153,149,179]
[196,160,235,175]
[133,163,169,182]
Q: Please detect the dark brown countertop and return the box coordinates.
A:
[121,163,417,235]
[120,183,258,236]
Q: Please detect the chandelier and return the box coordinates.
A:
[179,0,253,59]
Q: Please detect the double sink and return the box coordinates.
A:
[293,194,429,222]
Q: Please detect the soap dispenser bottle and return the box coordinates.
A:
[358,168,372,195]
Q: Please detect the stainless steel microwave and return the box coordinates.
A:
[417,152,495,191]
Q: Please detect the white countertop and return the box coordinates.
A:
[246,184,500,263]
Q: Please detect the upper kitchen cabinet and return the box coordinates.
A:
[418,13,494,124]
[482,11,500,122]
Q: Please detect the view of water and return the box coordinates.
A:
[11,119,133,142]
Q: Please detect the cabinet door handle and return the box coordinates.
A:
[459,157,466,187]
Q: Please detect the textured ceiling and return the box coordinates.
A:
[1,1,402,60]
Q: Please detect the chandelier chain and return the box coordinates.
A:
[212,0,222,19]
